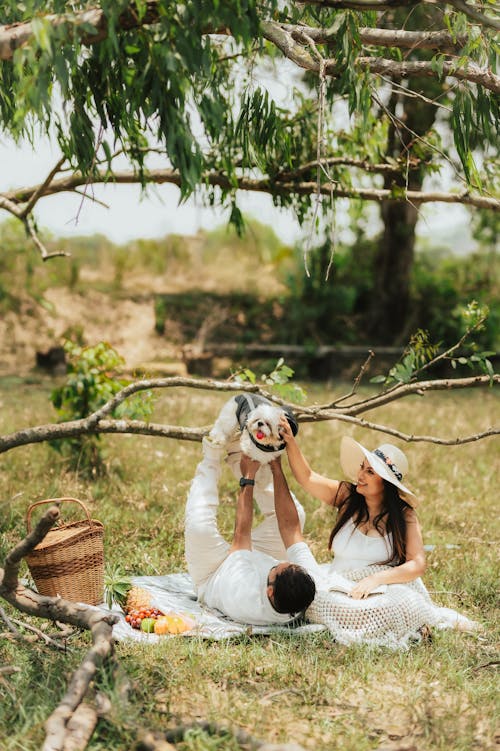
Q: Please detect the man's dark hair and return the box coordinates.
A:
[272,564,316,615]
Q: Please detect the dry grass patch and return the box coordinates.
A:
[0,378,498,751]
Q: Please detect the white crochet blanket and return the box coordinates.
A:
[105,568,477,650]
[306,564,478,650]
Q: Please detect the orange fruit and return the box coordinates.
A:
[154,614,193,635]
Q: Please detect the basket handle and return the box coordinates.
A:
[26,497,94,534]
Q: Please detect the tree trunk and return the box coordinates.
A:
[373,187,419,342]
[369,7,444,343]
[369,84,438,342]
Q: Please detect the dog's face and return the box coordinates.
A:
[245,404,284,450]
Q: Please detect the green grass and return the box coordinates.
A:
[0,378,498,750]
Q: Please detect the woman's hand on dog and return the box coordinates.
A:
[279,416,294,444]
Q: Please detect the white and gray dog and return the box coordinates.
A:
[208,394,299,464]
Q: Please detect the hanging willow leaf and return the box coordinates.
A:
[0,0,497,225]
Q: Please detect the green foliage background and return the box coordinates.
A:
[0,217,497,354]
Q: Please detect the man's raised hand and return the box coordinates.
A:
[240,454,261,480]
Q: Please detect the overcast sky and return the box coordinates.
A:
[0,133,471,250]
[0,134,309,244]
[0,48,476,252]
[0,63,311,246]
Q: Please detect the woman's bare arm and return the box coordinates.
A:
[349,509,427,597]
[279,417,342,506]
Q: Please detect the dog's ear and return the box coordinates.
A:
[283,407,298,436]
[235,394,256,430]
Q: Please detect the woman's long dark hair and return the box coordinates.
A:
[328,481,412,564]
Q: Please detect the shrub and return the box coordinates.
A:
[283,240,498,350]
[50,341,153,476]
[282,237,377,346]
[411,249,499,350]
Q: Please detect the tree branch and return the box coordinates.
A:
[0,194,22,218]
[0,605,26,641]
[301,412,499,445]
[0,506,119,751]
[330,350,375,406]
[282,22,469,51]
[20,157,67,218]
[43,618,114,751]
[0,417,206,453]
[276,157,404,179]
[299,0,500,31]
[23,214,70,261]
[4,167,499,212]
[0,184,70,258]
[0,3,161,61]
[1,3,497,75]
[6,614,70,650]
[0,375,497,456]
[355,56,500,95]
[261,22,500,94]
[446,0,500,31]
[336,374,499,415]
[2,505,60,591]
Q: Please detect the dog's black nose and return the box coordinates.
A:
[257,421,264,427]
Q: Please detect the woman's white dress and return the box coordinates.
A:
[306,519,476,650]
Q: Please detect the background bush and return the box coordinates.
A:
[283,239,499,350]
[0,217,498,353]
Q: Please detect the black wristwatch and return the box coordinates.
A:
[239,477,255,487]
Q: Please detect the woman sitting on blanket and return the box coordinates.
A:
[282,425,423,594]
[279,419,478,648]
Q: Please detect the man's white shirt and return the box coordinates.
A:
[200,541,333,626]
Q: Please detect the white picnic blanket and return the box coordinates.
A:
[105,573,326,642]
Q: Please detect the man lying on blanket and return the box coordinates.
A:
[185,436,326,626]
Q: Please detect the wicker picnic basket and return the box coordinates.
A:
[26,497,104,606]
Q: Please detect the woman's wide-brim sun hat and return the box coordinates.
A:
[340,436,418,507]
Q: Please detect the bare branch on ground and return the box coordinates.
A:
[0,505,119,751]
[0,507,310,751]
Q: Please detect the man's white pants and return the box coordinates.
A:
[184,438,306,591]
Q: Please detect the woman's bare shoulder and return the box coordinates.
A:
[403,506,419,524]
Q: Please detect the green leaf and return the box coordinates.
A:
[31,17,52,53]
[390,185,406,200]
[241,368,257,384]
[102,139,113,168]
[430,54,445,79]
